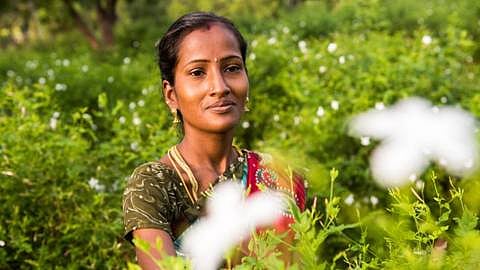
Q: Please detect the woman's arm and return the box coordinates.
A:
[133,228,176,270]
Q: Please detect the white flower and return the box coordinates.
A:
[0,240,5,247]
[338,55,346,64]
[62,59,70,67]
[282,26,290,34]
[81,65,89,72]
[141,88,148,95]
[49,118,57,130]
[298,40,307,53]
[38,77,46,84]
[319,66,327,74]
[375,102,385,110]
[107,76,114,83]
[273,114,280,121]
[360,136,370,146]
[251,40,258,48]
[440,96,448,104]
[130,142,139,151]
[349,97,479,188]
[422,35,432,45]
[316,106,325,117]
[370,196,379,206]
[293,116,301,125]
[327,42,337,53]
[47,69,55,77]
[267,37,277,45]
[55,59,62,66]
[330,100,339,110]
[313,117,320,124]
[181,182,285,270]
[292,57,299,63]
[129,102,136,110]
[6,70,15,77]
[52,112,60,119]
[88,177,105,192]
[123,57,131,64]
[249,53,256,61]
[55,83,67,91]
[344,194,354,205]
[132,116,142,126]
[137,100,145,107]
[242,121,250,129]
[119,116,126,124]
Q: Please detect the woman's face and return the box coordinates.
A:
[164,23,249,134]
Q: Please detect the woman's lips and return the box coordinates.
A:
[207,100,236,113]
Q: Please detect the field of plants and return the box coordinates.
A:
[1,0,480,269]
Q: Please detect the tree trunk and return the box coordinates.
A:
[97,0,117,47]
[63,0,100,49]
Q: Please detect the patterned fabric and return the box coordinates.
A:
[122,149,307,246]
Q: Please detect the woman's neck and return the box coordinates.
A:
[177,129,236,176]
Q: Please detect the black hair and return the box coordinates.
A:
[155,12,248,85]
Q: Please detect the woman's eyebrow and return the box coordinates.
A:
[185,55,242,66]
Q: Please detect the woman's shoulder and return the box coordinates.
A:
[126,160,178,188]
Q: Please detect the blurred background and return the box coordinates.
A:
[1,0,479,268]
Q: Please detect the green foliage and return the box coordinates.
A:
[1,0,480,268]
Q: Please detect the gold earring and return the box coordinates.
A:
[172,109,181,124]
[244,96,250,112]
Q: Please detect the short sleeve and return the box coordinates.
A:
[122,163,174,244]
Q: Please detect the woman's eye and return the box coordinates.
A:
[225,65,241,73]
[189,69,204,77]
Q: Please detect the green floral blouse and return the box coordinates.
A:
[122,151,246,244]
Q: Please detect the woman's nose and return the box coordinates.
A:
[209,70,230,97]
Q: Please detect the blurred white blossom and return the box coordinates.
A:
[350,97,479,188]
[273,114,280,122]
[62,59,70,67]
[370,196,379,206]
[344,194,354,205]
[360,136,370,146]
[294,116,301,125]
[422,35,432,45]
[81,65,89,72]
[375,102,385,110]
[298,40,307,53]
[137,100,145,107]
[339,55,346,64]
[38,77,46,84]
[316,106,325,117]
[330,100,339,110]
[49,118,57,130]
[181,182,285,270]
[119,116,126,124]
[88,177,105,192]
[107,76,114,83]
[123,57,131,64]
[130,142,139,151]
[242,121,250,129]
[129,102,136,110]
[132,116,142,126]
[327,42,337,53]
[319,66,327,74]
[267,37,277,45]
[0,240,5,247]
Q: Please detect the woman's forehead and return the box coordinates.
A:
[176,24,241,64]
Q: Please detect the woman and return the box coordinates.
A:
[122,12,305,269]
